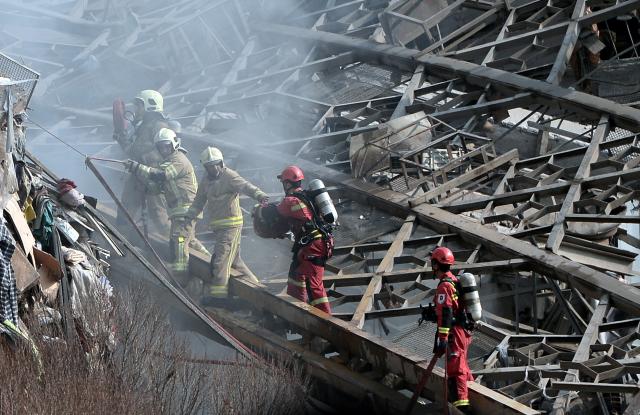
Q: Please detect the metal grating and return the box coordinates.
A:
[0,52,39,108]
[391,321,498,371]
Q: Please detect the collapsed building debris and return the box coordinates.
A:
[0,50,255,388]
[4,0,640,414]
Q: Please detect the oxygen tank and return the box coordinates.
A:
[307,179,338,224]
[459,272,482,321]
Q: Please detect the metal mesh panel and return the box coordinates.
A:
[391,322,498,371]
[0,53,39,107]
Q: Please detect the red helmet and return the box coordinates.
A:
[278,165,304,182]
[431,246,455,265]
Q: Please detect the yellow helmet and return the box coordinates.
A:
[134,90,163,112]
[154,128,179,150]
[200,147,223,165]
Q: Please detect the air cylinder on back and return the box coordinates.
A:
[307,179,338,224]
[459,272,482,321]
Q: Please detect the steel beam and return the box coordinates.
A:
[258,23,640,132]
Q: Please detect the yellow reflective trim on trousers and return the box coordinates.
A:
[438,327,450,334]
[453,400,470,407]
[310,297,329,306]
[212,227,242,289]
[169,204,191,217]
[288,277,306,288]
[209,285,228,297]
[290,203,307,212]
[211,216,243,228]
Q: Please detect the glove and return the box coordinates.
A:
[425,303,436,323]
[259,196,269,207]
[434,337,448,357]
[419,303,436,326]
[125,159,139,173]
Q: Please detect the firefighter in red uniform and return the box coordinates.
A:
[276,166,332,314]
[431,246,474,414]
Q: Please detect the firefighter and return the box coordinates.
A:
[431,246,474,414]
[125,128,205,276]
[276,166,332,314]
[116,90,170,236]
[185,147,268,300]
[165,119,210,256]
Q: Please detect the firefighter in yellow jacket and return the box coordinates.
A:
[186,147,268,300]
[117,90,170,235]
[126,128,201,275]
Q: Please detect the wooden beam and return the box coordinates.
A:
[391,64,424,119]
[546,115,609,253]
[551,295,610,414]
[546,0,586,85]
[351,215,415,328]
[409,149,518,207]
[207,307,416,414]
[443,165,640,214]
[565,214,640,223]
[550,382,639,394]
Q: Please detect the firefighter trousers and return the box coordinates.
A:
[169,217,193,277]
[117,174,170,236]
[446,326,474,409]
[287,239,331,314]
[208,226,258,297]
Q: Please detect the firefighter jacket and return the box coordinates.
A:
[126,112,168,164]
[435,271,462,341]
[186,167,266,229]
[131,150,197,219]
[276,190,319,242]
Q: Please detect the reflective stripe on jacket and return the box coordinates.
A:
[133,151,197,218]
[186,167,266,229]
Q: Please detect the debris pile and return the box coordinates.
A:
[0,54,114,361]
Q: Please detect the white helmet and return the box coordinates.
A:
[154,128,179,150]
[134,90,163,112]
[200,147,223,165]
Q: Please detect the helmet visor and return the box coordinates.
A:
[156,141,174,156]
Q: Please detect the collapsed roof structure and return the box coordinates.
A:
[4,0,640,413]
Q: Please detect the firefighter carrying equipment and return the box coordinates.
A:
[186,166,266,230]
[200,146,223,166]
[436,273,480,331]
[186,167,265,298]
[434,270,474,412]
[277,190,332,314]
[252,203,290,239]
[134,90,163,113]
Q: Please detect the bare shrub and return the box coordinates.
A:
[0,285,309,415]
